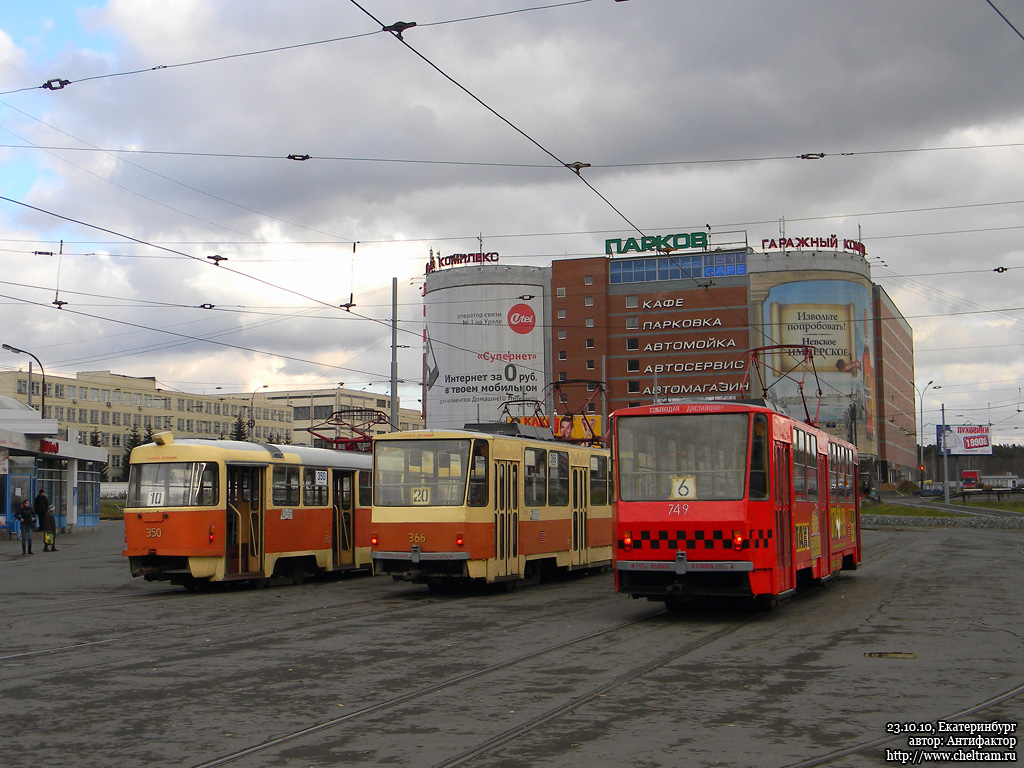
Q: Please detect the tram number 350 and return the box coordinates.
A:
[145,528,163,538]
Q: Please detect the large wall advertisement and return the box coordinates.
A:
[424,281,547,430]
[749,274,876,454]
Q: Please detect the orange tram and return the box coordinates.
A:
[611,399,861,610]
[370,425,613,589]
[123,433,372,589]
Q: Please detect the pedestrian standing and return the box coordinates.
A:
[42,505,58,552]
[34,488,49,531]
[16,499,34,555]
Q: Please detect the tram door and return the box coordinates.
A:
[493,460,519,579]
[817,453,832,576]
[333,470,355,568]
[570,466,589,567]
[227,466,265,576]
[773,444,794,593]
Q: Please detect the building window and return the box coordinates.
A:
[627,359,640,372]
[54,384,65,398]
[558,351,567,361]
[625,317,639,330]
[558,330,567,340]
[587,403,596,413]
[556,287,566,298]
[585,318,594,327]
[16,379,27,395]
[376,398,388,408]
[585,339,594,349]
[625,296,638,308]
[627,381,640,394]
[559,372,568,382]
[586,360,595,370]
[584,296,594,307]
[584,275,594,285]
[626,338,639,351]
[557,309,567,319]
[628,402,641,408]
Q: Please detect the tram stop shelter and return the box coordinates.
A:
[0,396,107,536]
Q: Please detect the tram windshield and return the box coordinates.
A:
[616,413,750,502]
[375,439,476,507]
[127,462,219,507]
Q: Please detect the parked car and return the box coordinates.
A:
[914,482,944,497]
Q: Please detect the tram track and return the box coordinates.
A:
[188,607,764,768]
[0,581,451,682]
[0,576,603,685]
[783,679,1024,768]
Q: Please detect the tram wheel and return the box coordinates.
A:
[758,594,780,612]
[250,577,268,589]
[664,597,686,613]
[291,563,306,585]
[525,566,542,587]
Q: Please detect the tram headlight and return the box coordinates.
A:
[732,530,744,548]
[370,533,379,546]
[209,525,215,544]
[456,533,464,547]
[622,531,633,551]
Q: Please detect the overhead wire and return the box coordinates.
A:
[0,1,595,98]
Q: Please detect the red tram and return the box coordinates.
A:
[611,399,861,610]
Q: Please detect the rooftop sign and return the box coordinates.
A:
[605,231,708,256]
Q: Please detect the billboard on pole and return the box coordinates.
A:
[937,424,992,455]
[424,276,547,430]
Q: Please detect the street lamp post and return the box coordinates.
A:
[915,380,940,484]
[249,384,268,441]
[3,344,45,415]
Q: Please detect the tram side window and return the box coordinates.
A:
[806,434,818,501]
[468,440,489,507]
[524,448,547,506]
[303,467,329,506]
[590,455,609,506]
[273,466,301,506]
[793,430,806,500]
[549,450,569,506]
[358,470,372,507]
[749,414,769,500]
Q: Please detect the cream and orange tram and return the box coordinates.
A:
[123,433,372,589]
[370,425,613,588]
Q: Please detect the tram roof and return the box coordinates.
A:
[132,435,372,468]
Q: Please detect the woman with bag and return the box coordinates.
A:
[43,505,58,552]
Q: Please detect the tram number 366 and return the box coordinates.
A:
[145,528,163,538]
[408,533,426,543]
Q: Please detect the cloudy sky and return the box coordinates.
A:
[1,1,1023,444]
